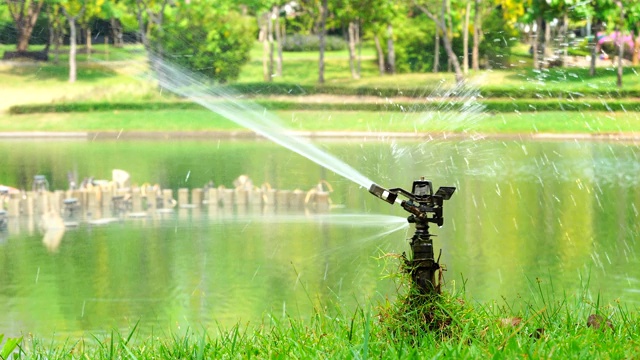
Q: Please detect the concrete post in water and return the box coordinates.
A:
[207,188,219,209]
[220,188,234,207]
[191,188,203,208]
[146,187,158,211]
[132,188,143,212]
[291,189,305,209]
[87,189,100,213]
[276,190,291,210]
[51,191,61,212]
[8,196,20,218]
[178,188,189,207]
[314,191,330,212]
[24,192,35,217]
[234,188,248,207]
[263,189,276,207]
[248,188,263,207]
[53,191,65,214]
[162,189,174,210]
[102,189,112,214]
[35,191,49,215]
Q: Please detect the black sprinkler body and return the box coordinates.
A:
[369,178,455,295]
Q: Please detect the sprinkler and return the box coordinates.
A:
[369,178,455,295]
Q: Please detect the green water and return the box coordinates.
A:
[1,138,639,339]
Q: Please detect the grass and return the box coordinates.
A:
[3,109,640,135]
[4,272,638,359]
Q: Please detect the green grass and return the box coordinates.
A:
[3,109,640,135]
[0,43,147,63]
[2,42,640,136]
[5,276,639,359]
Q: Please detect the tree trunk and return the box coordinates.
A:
[544,18,551,59]
[86,27,92,59]
[463,0,470,74]
[441,26,463,83]
[135,0,149,50]
[472,0,481,71]
[415,0,464,83]
[617,1,624,88]
[374,34,385,75]
[386,24,395,74]
[259,13,270,82]
[110,18,124,47]
[434,29,440,72]
[634,28,640,66]
[46,6,61,64]
[8,0,45,52]
[356,20,361,75]
[61,6,85,83]
[590,21,598,76]
[54,30,61,64]
[348,21,359,79]
[268,8,274,80]
[274,5,283,77]
[318,0,328,84]
[562,13,569,67]
[69,17,78,83]
[532,17,541,69]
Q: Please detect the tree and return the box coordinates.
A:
[463,0,470,74]
[45,1,65,64]
[364,0,399,75]
[574,0,617,76]
[245,0,285,82]
[472,0,480,70]
[5,0,45,51]
[154,1,254,83]
[414,0,464,84]
[318,0,328,83]
[334,0,363,79]
[60,0,86,83]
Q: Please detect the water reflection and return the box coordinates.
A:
[0,138,639,338]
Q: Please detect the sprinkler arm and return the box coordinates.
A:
[368,182,456,227]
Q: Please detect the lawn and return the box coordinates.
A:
[3,41,640,136]
[3,108,640,135]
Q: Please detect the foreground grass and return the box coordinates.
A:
[3,109,640,135]
[5,284,639,359]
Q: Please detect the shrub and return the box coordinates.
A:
[153,4,255,83]
[281,34,347,52]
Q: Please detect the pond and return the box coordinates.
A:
[1,136,639,339]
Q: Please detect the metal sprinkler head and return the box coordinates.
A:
[369,178,456,295]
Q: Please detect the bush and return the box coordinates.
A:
[281,34,347,52]
[479,8,520,69]
[391,15,438,73]
[153,4,255,83]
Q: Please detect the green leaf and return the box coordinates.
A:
[0,336,22,360]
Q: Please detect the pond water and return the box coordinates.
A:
[1,137,639,339]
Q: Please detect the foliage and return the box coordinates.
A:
[389,14,437,73]
[0,334,22,360]
[0,5,48,45]
[281,33,347,52]
[153,1,255,83]
[479,7,520,69]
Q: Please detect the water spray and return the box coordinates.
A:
[369,178,455,295]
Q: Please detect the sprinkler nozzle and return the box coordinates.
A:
[368,184,398,205]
